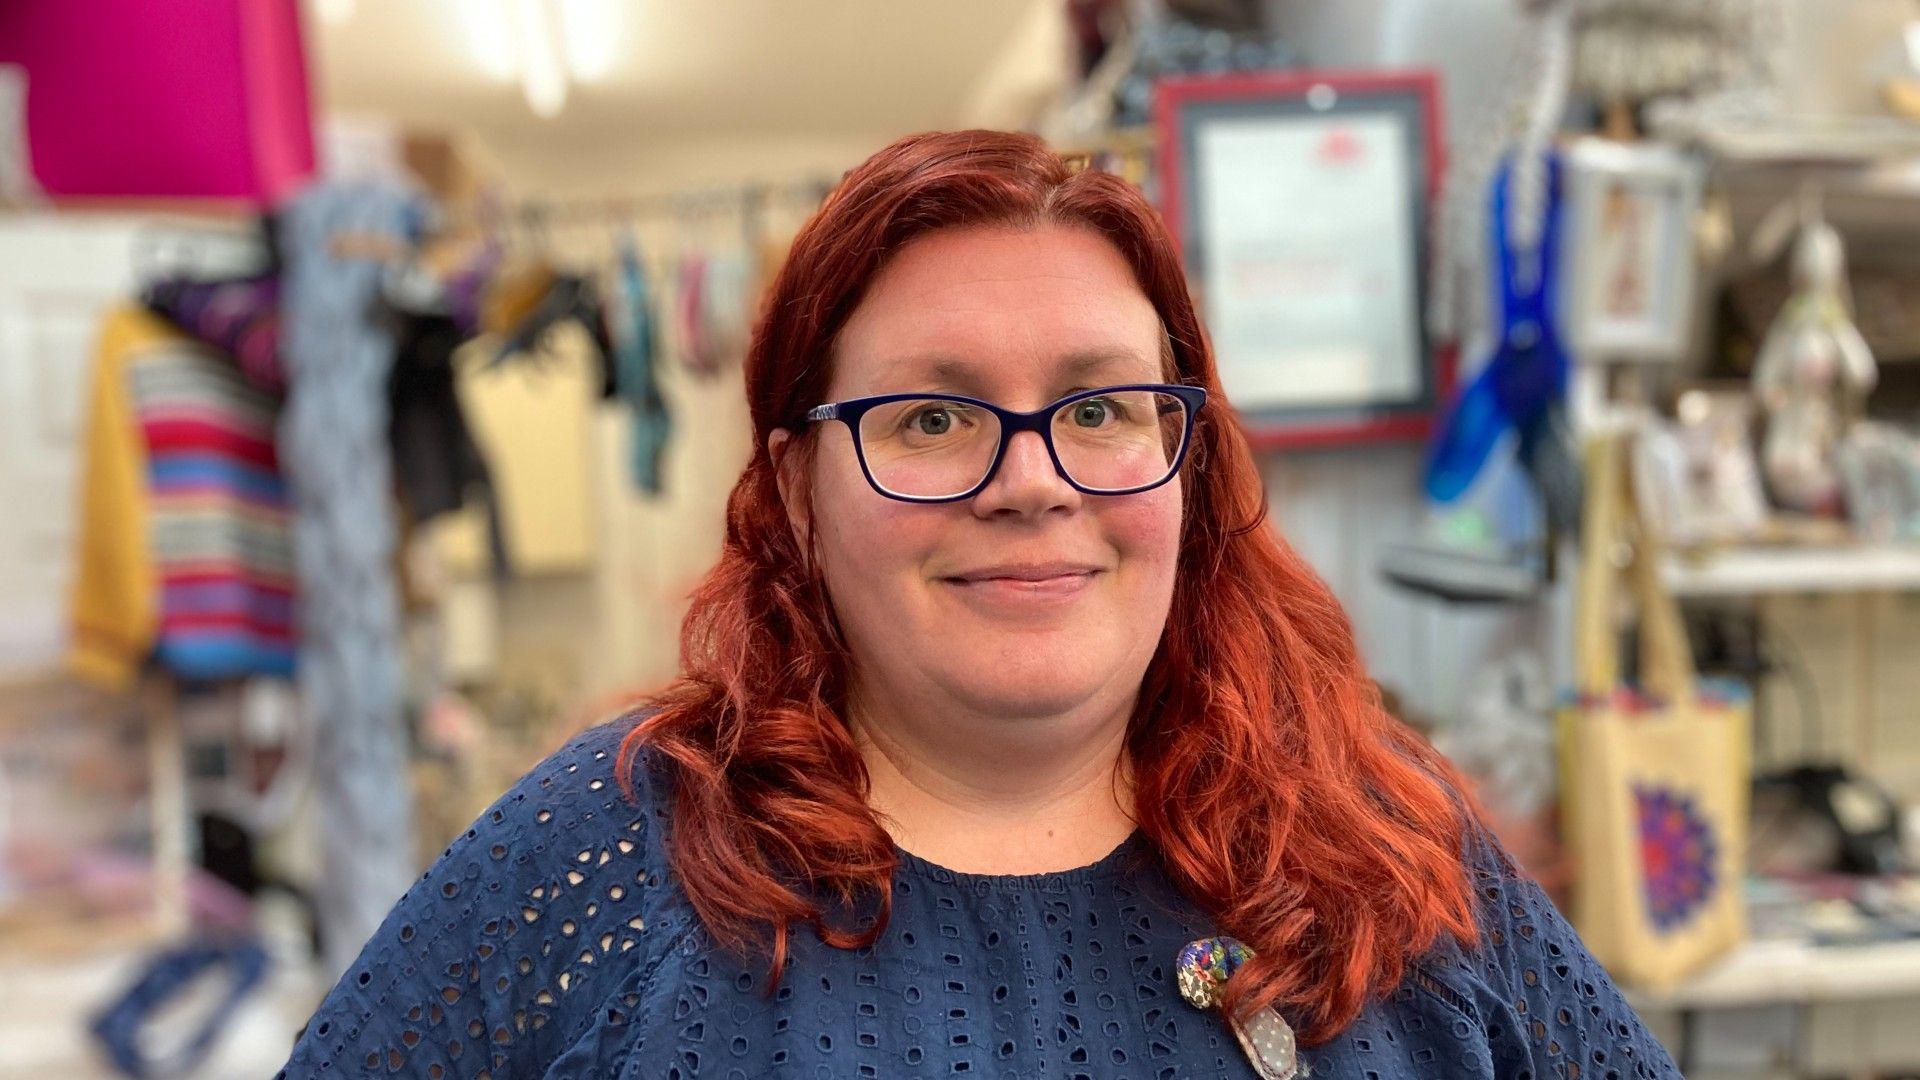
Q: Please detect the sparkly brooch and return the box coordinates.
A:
[1175,937,1303,1079]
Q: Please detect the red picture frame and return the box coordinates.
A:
[1155,69,1451,451]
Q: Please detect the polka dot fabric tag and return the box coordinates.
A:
[1176,937,1302,1080]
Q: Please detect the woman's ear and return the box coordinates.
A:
[767,428,809,539]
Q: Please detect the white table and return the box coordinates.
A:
[1627,937,1920,1011]
[1626,937,1920,1079]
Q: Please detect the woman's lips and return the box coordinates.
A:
[941,570,1101,606]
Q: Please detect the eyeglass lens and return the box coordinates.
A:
[855,391,1189,499]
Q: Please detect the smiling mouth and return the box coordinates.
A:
[940,570,1102,596]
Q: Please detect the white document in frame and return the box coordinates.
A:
[1195,113,1422,413]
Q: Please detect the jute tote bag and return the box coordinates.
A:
[1558,432,1750,988]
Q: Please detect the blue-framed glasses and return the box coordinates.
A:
[805,383,1207,503]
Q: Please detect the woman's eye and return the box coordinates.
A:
[906,405,966,436]
[1072,399,1115,427]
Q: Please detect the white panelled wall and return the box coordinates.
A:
[0,213,259,682]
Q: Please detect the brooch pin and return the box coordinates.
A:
[1176,936,1303,1080]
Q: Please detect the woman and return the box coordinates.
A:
[279,131,1678,1079]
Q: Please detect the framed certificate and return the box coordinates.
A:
[1156,70,1445,449]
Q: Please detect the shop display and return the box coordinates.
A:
[0,679,157,944]
[68,307,296,688]
[1752,206,1877,516]
[1837,421,1920,542]
[1573,0,1777,113]
[1631,390,1768,548]
[7,3,1920,1074]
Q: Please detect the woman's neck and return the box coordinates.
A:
[848,693,1138,876]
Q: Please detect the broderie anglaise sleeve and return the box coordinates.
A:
[1435,822,1685,1080]
[275,715,675,1078]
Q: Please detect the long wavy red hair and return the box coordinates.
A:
[620,129,1484,1044]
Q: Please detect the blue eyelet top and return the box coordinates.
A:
[276,715,1681,1078]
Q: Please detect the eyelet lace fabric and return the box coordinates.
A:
[277,717,1680,1079]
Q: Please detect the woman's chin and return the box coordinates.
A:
[932,657,1110,719]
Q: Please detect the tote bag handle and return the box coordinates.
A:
[1574,433,1698,705]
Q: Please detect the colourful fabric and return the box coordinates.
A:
[70,305,296,685]
[143,274,285,395]
[124,322,297,680]
[69,307,162,689]
[613,233,670,495]
[675,251,714,377]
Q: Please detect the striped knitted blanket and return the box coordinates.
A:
[125,339,296,679]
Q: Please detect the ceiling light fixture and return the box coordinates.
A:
[513,0,569,118]
[454,0,623,119]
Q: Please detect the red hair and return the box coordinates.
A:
[620,129,1484,1044]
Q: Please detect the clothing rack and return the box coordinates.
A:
[456,173,843,238]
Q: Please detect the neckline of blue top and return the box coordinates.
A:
[890,827,1149,890]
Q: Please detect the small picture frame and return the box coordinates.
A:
[1564,138,1704,364]
[1156,70,1444,449]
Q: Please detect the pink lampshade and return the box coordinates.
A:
[0,0,316,203]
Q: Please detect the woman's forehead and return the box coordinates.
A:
[830,225,1162,396]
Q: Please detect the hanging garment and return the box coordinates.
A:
[142,274,285,395]
[441,239,501,337]
[480,259,559,339]
[674,251,715,378]
[612,233,670,495]
[490,271,619,399]
[696,246,752,375]
[126,324,296,680]
[387,313,499,519]
[278,179,419,978]
[69,307,163,689]
[69,305,296,686]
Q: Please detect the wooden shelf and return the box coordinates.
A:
[1663,544,1920,597]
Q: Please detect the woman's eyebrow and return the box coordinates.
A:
[1055,348,1154,379]
[871,347,1156,396]
[871,355,986,394]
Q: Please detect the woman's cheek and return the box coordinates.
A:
[1105,483,1184,565]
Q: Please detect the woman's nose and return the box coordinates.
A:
[971,429,1080,517]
